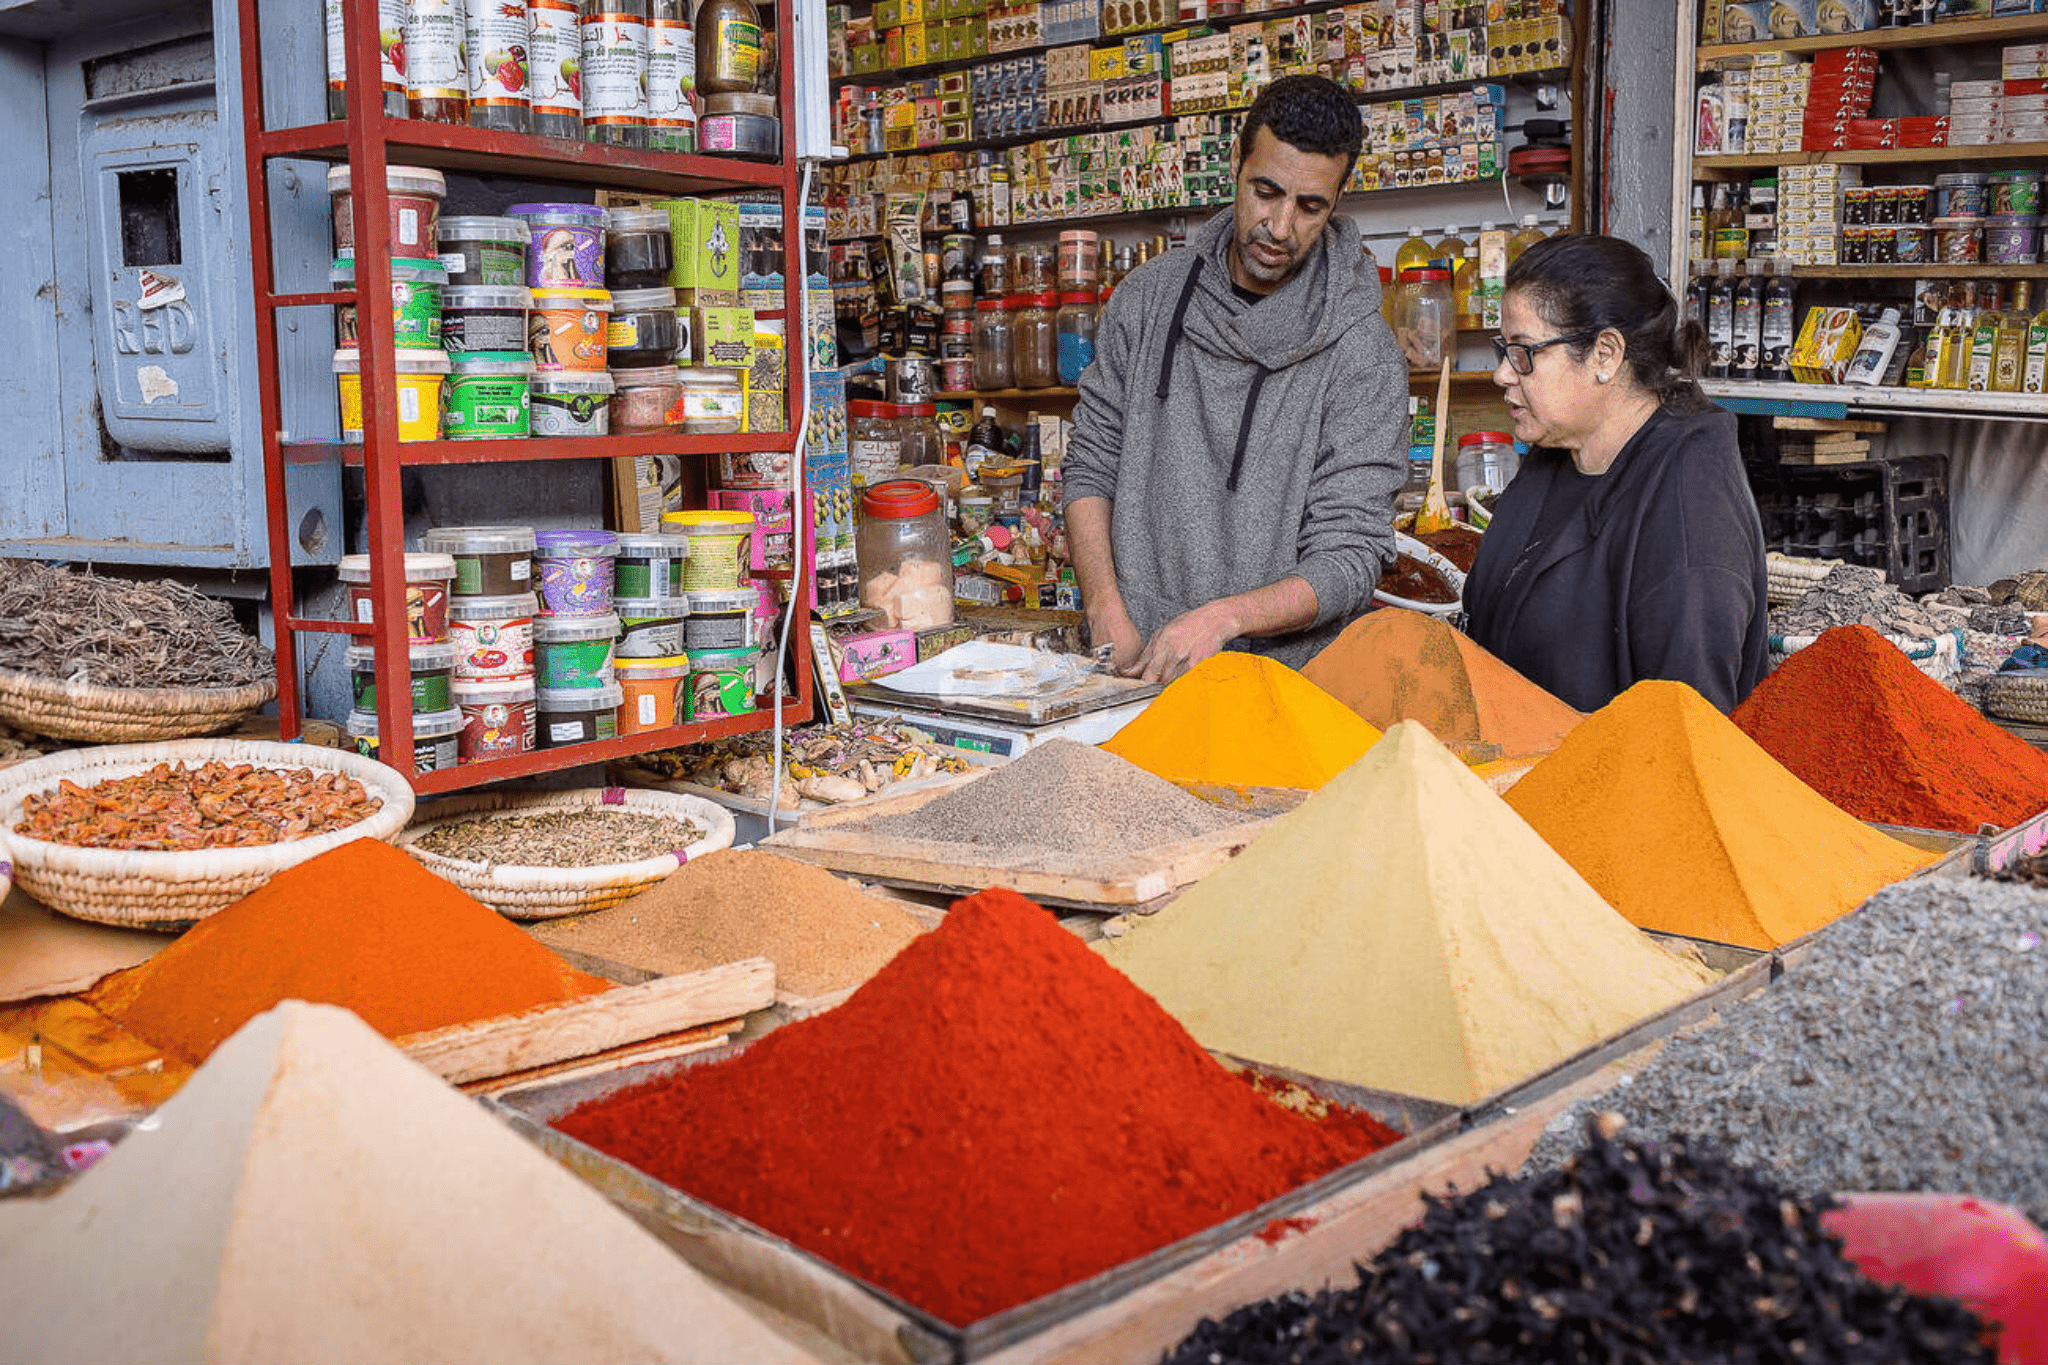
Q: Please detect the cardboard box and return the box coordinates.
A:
[693,306,756,368]
[834,629,918,682]
[662,198,740,306]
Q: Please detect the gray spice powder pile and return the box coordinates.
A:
[1527,876,2048,1224]
[836,739,1250,868]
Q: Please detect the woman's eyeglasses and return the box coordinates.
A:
[1490,331,1596,375]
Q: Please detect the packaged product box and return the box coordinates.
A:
[694,306,756,368]
[663,198,740,307]
[1790,305,1862,384]
[736,201,784,312]
[835,629,917,682]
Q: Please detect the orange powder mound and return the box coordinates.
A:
[1301,610,1583,758]
[1503,680,1937,950]
[89,838,609,1064]
[1104,651,1383,790]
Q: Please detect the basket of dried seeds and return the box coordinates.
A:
[396,787,736,919]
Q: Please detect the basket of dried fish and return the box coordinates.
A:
[395,787,735,919]
[0,739,413,928]
[612,721,980,813]
[0,562,275,743]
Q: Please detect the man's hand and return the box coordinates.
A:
[1130,601,1238,684]
[1087,603,1145,674]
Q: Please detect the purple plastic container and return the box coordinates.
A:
[535,528,619,617]
[510,203,607,290]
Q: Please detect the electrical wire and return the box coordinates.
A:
[767,156,820,830]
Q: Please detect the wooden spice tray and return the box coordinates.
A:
[759,772,1271,915]
[1869,808,2048,877]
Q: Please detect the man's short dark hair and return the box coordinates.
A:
[1236,74,1364,179]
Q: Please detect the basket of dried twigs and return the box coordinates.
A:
[0,562,276,743]
[397,787,735,919]
[0,740,413,928]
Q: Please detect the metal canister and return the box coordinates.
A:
[887,354,936,404]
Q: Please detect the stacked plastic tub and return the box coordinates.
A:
[424,526,541,763]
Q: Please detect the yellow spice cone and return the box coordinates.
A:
[1504,679,1939,950]
[1104,651,1382,790]
[1100,720,1713,1106]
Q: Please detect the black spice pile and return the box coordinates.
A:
[0,561,271,689]
[1167,1120,1995,1365]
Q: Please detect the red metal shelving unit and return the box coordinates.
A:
[236,0,812,793]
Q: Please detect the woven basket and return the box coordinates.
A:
[0,739,414,929]
[0,667,275,744]
[396,787,736,920]
[1769,627,1963,685]
[1982,673,2048,723]
[1764,552,1844,608]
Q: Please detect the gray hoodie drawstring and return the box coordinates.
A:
[1226,368,1269,493]
[1155,258,1204,401]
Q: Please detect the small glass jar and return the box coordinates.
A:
[1057,229,1100,292]
[1012,245,1055,294]
[941,286,977,392]
[675,365,744,432]
[604,208,675,288]
[849,398,903,491]
[609,365,683,433]
[896,401,943,467]
[695,0,764,95]
[973,298,1016,389]
[1012,292,1059,389]
[1055,290,1098,385]
[1392,267,1452,369]
[856,480,955,630]
[978,234,1010,298]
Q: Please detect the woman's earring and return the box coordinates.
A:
[1596,372,1611,384]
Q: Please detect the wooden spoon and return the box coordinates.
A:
[1412,358,1457,535]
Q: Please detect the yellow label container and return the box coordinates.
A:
[333,348,451,443]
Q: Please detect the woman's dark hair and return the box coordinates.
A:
[1237,75,1364,179]
[1506,233,1711,413]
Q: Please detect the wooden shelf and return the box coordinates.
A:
[1790,264,2048,280]
[280,431,796,467]
[1697,12,2048,66]
[937,388,1079,401]
[1694,141,2048,178]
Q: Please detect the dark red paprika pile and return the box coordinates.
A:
[554,887,1399,1326]
[1731,624,2048,833]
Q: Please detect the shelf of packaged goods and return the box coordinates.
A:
[936,387,1079,401]
[1701,378,2048,422]
[1692,141,2048,179]
[258,120,784,197]
[279,431,795,467]
[1696,12,2048,67]
[405,696,814,796]
[1790,264,2048,280]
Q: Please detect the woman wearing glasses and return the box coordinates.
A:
[1461,234,1768,713]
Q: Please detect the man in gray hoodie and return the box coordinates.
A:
[1064,74,1408,679]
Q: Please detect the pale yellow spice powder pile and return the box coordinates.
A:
[1100,721,1714,1106]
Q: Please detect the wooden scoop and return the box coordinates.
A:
[1412,359,1457,535]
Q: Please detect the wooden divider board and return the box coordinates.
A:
[761,770,1269,913]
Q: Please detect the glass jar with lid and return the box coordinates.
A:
[973,298,1016,389]
[694,0,764,96]
[1393,266,1453,369]
[940,283,977,392]
[978,234,1011,298]
[848,398,903,491]
[896,401,943,467]
[1013,244,1055,294]
[856,480,955,630]
[1055,291,1098,385]
[1057,229,1100,292]
[1012,293,1059,389]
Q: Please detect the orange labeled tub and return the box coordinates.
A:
[529,287,612,372]
[617,654,688,734]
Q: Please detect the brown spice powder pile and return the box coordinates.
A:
[532,849,927,998]
[834,739,1249,870]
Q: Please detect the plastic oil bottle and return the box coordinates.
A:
[1453,247,1481,334]
[1994,281,2032,393]
[1844,307,1903,386]
[1731,259,1764,381]
[1433,225,1469,271]
[1761,256,1795,382]
[1507,214,1547,266]
[1395,227,1435,275]
[1966,304,2004,392]
[2026,288,2048,394]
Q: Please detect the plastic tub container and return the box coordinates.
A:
[443,352,533,439]
[1454,431,1519,495]
[535,528,619,616]
[329,164,446,260]
[1990,169,2042,217]
[447,592,538,680]
[441,284,532,354]
[336,551,456,641]
[674,366,745,433]
[345,641,458,713]
[685,646,757,719]
[616,596,689,658]
[538,682,624,747]
[683,589,757,649]
[710,487,793,571]
[511,202,607,288]
[614,533,688,600]
[423,525,536,596]
[1987,214,2040,265]
[604,207,676,289]
[1895,184,1934,225]
[1893,223,1932,266]
[529,287,611,371]
[699,111,779,158]
[617,655,688,734]
[605,286,682,367]
[535,612,620,689]
[1936,172,1991,218]
[663,510,755,590]
[330,257,446,349]
[437,215,528,287]
[530,371,614,436]
[346,706,463,771]
[333,348,450,443]
[1934,216,1987,264]
[453,677,537,762]
[609,365,684,434]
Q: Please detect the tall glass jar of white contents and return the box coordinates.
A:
[857,479,955,630]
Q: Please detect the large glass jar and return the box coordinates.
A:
[694,0,763,95]
[1455,430,1520,494]
[848,398,903,492]
[1013,292,1059,389]
[973,298,1016,389]
[896,401,943,467]
[1393,266,1452,369]
[857,480,956,630]
[1055,290,1098,385]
